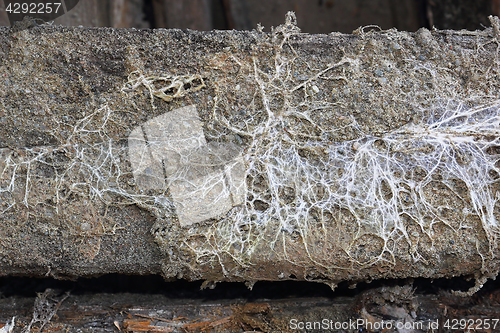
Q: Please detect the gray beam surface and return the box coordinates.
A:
[2,15,500,293]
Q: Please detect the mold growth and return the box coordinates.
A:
[128,104,245,226]
[2,13,500,294]
[149,13,500,293]
[122,71,206,106]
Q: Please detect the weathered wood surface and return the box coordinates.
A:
[2,15,500,293]
[0,0,149,28]
[152,0,212,31]
[1,283,500,332]
[1,0,422,32]
[222,0,421,33]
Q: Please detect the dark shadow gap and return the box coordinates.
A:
[0,274,497,299]
[142,0,156,29]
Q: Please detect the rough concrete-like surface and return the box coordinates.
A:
[2,15,500,293]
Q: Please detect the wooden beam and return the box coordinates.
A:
[1,17,500,294]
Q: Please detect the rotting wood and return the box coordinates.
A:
[1,284,500,332]
[2,14,500,294]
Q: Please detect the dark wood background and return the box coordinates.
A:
[0,0,499,33]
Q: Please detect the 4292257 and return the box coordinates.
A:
[444,318,499,330]
[5,2,62,14]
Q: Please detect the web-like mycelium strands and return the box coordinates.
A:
[152,15,500,293]
[2,13,500,294]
